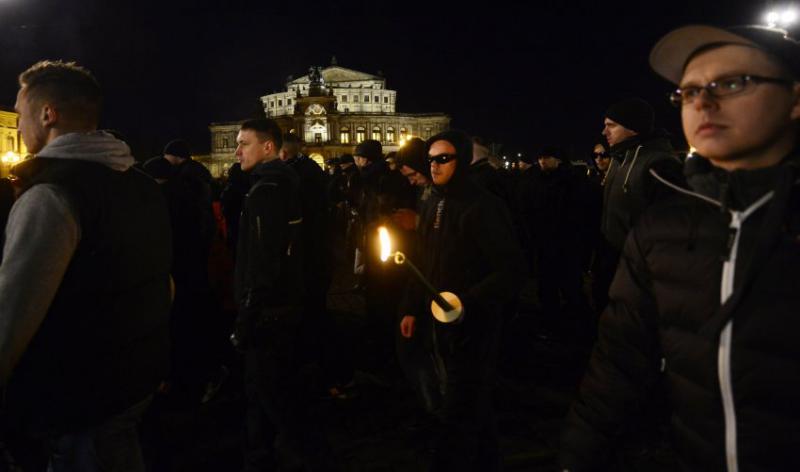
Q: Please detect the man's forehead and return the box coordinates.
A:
[429,140,455,154]
[681,44,786,83]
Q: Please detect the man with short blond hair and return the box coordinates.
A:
[561,26,800,471]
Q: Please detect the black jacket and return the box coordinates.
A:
[402,131,525,365]
[528,164,586,250]
[285,154,330,287]
[601,133,682,252]
[560,155,800,471]
[6,158,172,437]
[234,159,303,340]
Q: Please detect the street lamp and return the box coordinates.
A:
[765,6,797,28]
[1,151,21,165]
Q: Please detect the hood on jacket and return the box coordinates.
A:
[427,129,473,191]
[36,131,135,171]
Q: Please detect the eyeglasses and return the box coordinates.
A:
[669,74,795,107]
[592,151,610,159]
[427,153,457,165]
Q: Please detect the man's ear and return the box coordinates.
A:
[40,103,58,128]
[788,82,800,120]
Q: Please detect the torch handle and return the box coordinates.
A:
[401,256,455,312]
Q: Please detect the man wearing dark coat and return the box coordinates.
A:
[561,25,800,471]
[400,130,526,471]
[232,118,333,471]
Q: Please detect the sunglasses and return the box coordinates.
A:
[592,152,610,159]
[427,153,457,165]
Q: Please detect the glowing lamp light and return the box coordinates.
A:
[765,8,797,27]
[767,11,781,26]
[1,151,21,164]
[783,9,798,24]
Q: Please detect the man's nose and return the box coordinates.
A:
[692,88,717,111]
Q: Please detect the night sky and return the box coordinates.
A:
[0,0,774,160]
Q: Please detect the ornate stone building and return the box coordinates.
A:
[208,61,450,176]
[0,109,26,178]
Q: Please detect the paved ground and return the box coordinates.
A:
[140,269,678,472]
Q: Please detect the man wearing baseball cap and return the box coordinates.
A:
[561,25,800,471]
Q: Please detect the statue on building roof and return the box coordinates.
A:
[308,66,324,86]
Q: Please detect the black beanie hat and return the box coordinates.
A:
[339,153,355,164]
[605,98,655,135]
[538,145,567,162]
[396,137,430,178]
[163,139,192,160]
[427,129,473,182]
[354,139,383,161]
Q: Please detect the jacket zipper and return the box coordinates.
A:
[719,210,740,472]
[718,191,773,472]
[651,169,777,472]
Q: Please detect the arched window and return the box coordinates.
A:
[371,126,381,141]
[356,127,366,143]
[340,127,350,144]
[400,127,408,140]
[386,127,395,143]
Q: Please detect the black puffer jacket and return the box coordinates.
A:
[601,132,682,252]
[560,155,800,471]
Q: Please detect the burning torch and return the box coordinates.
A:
[378,226,463,323]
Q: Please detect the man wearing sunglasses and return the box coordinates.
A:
[561,25,800,471]
[400,130,525,471]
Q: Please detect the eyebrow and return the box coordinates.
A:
[679,71,750,87]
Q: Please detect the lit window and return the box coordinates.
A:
[372,127,381,141]
[386,127,395,143]
[400,128,408,140]
[356,127,365,143]
[424,127,432,138]
[340,128,350,144]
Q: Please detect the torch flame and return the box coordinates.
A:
[379,226,392,262]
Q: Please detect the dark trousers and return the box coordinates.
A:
[47,396,152,472]
[430,315,503,472]
[537,246,587,318]
[243,311,334,472]
[396,314,443,415]
[591,238,620,315]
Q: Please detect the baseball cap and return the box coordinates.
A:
[649,25,800,84]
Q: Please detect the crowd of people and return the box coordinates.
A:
[0,21,798,472]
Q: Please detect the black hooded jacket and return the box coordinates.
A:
[560,154,800,471]
[601,132,683,252]
[401,130,525,355]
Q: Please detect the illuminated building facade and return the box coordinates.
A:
[208,61,450,177]
[0,109,26,178]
